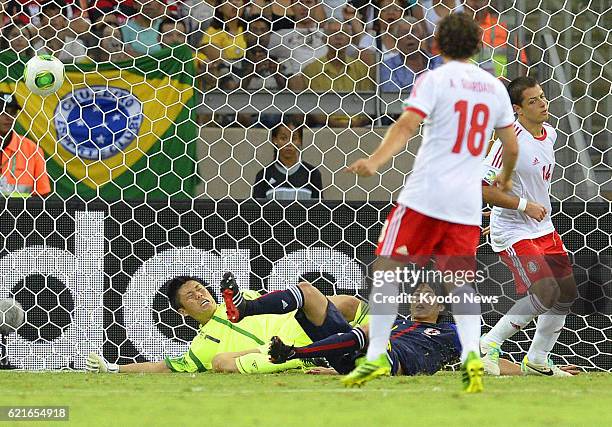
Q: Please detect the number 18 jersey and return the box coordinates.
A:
[400,61,515,226]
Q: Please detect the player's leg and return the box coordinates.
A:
[524,234,576,375]
[437,222,483,392]
[220,272,306,322]
[526,274,575,367]
[343,206,437,386]
[328,295,363,324]
[482,238,560,375]
[269,325,368,364]
[221,271,362,325]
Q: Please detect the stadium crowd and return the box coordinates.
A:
[0,0,528,199]
[1,0,527,105]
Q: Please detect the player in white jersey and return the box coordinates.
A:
[480,76,577,377]
[343,13,519,392]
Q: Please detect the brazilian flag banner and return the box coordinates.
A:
[0,46,198,200]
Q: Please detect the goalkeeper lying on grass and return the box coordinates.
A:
[86,275,369,374]
[221,275,579,382]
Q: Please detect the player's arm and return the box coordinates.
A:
[493,125,519,192]
[119,361,171,373]
[481,140,546,222]
[482,185,547,221]
[212,348,303,374]
[346,110,423,177]
[85,353,171,374]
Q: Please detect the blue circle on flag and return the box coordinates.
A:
[54,86,143,160]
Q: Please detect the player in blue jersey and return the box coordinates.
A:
[221,274,534,378]
[265,282,572,378]
[267,282,460,377]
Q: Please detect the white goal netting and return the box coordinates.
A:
[0,0,609,371]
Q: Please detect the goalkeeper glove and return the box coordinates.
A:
[86,352,119,374]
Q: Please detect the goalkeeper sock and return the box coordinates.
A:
[450,285,481,363]
[292,328,367,360]
[243,285,304,316]
[366,276,399,361]
[484,294,548,347]
[527,301,572,365]
[235,352,302,374]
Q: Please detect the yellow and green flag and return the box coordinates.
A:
[0,46,198,200]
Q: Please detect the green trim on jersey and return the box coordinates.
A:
[189,349,207,372]
[164,357,178,372]
[211,316,265,345]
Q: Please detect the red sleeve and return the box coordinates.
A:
[403,106,427,119]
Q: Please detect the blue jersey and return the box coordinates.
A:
[387,320,461,376]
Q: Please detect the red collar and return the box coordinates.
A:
[533,126,547,141]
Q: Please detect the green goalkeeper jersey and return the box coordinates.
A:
[164,290,311,373]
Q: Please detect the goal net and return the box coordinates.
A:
[0,0,609,371]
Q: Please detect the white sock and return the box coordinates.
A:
[527,301,572,365]
[366,277,399,361]
[483,294,549,347]
[450,285,481,362]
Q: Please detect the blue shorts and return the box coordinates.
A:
[294,300,358,374]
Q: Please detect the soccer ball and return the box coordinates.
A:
[23,55,65,97]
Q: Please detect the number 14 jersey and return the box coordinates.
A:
[400,61,515,226]
[482,121,557,252]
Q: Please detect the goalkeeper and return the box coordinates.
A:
[86,275,369,374]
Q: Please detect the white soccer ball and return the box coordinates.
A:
[23,54,65,97]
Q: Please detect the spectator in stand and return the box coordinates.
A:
[89,0,138,23]
[268,0,328,77]
[465,0,528,78]
[357,0,426,65]
[177,0,214,45]
[253,119,323,200]
[237,45,286,127]
[198,0,247,82]
[0,92,50,197]
[379,17,429,92]
[120,0,168,55]
[159,17,188,48]
[0,22,34,57]
[421,0,463,36]
[240,46,286,91]
[341,4,368,62]
[196,0,247,126]
[251,0,326,32]
[291,19,374,128]
[199,0,247,62]
[32,0,88,63]
[89,21,135,62]
[245,16,272,49]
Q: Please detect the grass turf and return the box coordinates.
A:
[1,371,611,426]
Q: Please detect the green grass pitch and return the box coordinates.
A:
[2,371,611,426]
